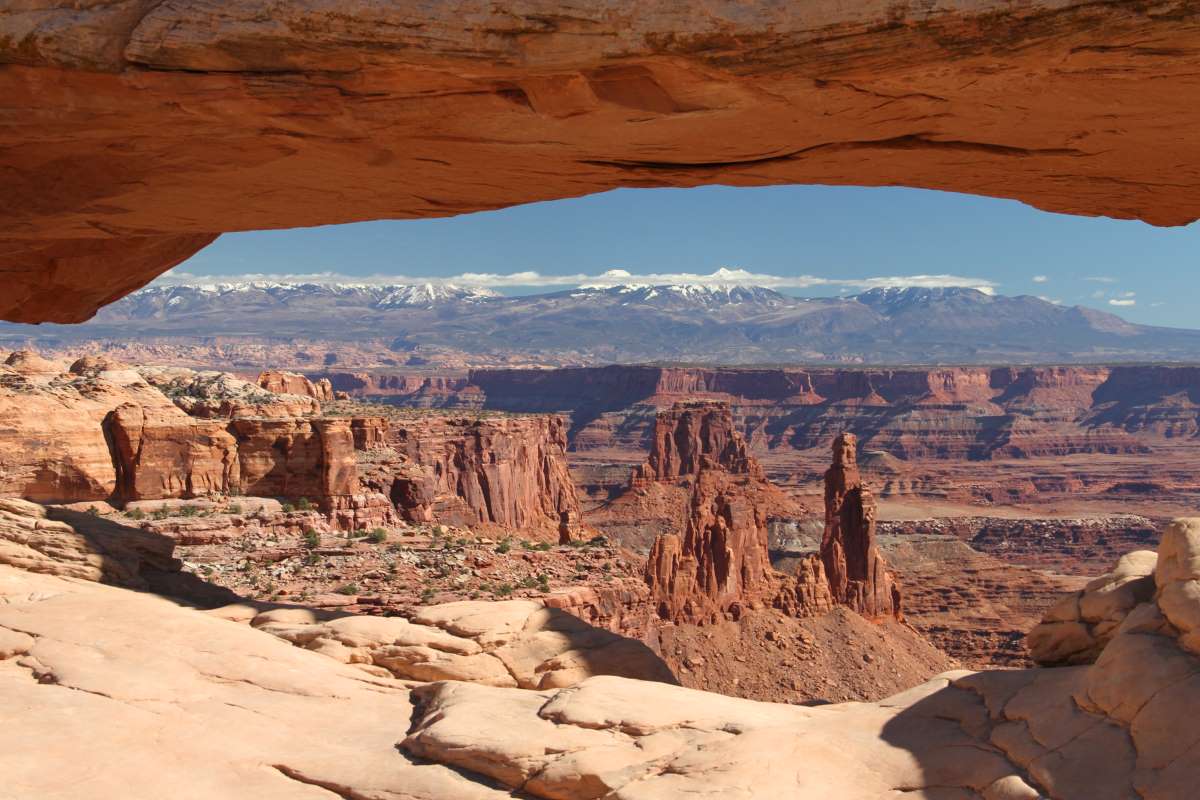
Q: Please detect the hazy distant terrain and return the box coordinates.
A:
[6,282,1200,365]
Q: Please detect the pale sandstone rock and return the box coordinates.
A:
[402,520,1200,799]
[246,598,675,689]
[0,565,510,800]
[0,497,177,587]
[1028,548,1158,665]
[2,513,1200,799]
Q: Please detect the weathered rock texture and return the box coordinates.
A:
[0,354,387,527]
[632,401,761,483]
[1028,548,1160,666]
[403,521,1200,799]
[0,497,178,588]
[5,2,1200,322]
[230,599,675,690]
[641,405,901,626]
[822,433,902,619]
[360,414,583,542]
[257,370,333,402]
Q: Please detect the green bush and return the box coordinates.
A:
[227,503,242,515]
[296,497,313,511]
[180,505,199,517]
[519,576,538,589]
[495,583,514,597]
[367,528,388,544]
[495,539,511,554]
[281,503,296,514]
[335,583,358,596]
[302,529,320,549]
[420,588,436,603]
[126,508,145,520]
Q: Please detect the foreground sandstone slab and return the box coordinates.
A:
[403,520,1200,799]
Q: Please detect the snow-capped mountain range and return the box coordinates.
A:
[4,281,1197,364]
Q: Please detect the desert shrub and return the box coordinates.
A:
[335,583,358,596]
[281,503,296,514]
[495,539,511,554]
[367,528,388,544]
[296,497,313,511]
[303,552,320,566]
[227,503,242,515]
[537,574,550,591]
[302,529,320,549]
[126,508,145,520]
[519,576,538,589]
[495,583,514,597]
[420,588,436,603]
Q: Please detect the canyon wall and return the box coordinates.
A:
[0,353,372,521]
[257,370,333,402]
[358,414,583,542]
[353,364,1200,461]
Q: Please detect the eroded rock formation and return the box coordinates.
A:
[5,2,1200,322]
[633,400,762,482]
[822,433,902,619]
[361,414,583,542]
[641,405,907,626]
[404,520,1200,799]
[257,370,333,402]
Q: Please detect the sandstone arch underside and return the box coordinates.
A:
[2,0,1199,323]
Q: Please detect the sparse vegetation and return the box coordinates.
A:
[227,503,242,515]
[495,538,512,554]
[495,583,514,597]
[281,502,296,514]
[296,497,313,511]
[367,528,388,544]
[302,529,320,549]
[126,508,145,520]
[335,583,359,596]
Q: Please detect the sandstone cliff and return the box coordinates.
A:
[258,370,333,402]
[360,414,583,542]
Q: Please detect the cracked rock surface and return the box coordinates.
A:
[403,521,1200,799]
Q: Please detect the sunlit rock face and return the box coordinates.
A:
[3,1,1200,321]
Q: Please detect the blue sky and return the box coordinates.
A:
[169,185,1199,328]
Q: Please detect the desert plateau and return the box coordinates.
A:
[4,1,1200,798]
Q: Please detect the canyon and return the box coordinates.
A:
[6,2,1200,796]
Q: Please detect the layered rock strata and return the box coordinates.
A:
[360,414,583,542]
[257,370,333,402]
[822,433,902,619]
[641,404,901,625]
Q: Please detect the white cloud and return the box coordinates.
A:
[1086,276,1118,283]
[1032,275,1048,283]
[1120,290,1136,298]
[1037,296,1063,305]
[155,267,999,294]
[1108,298,1136,307]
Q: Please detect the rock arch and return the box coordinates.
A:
[3,0,1199,322]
